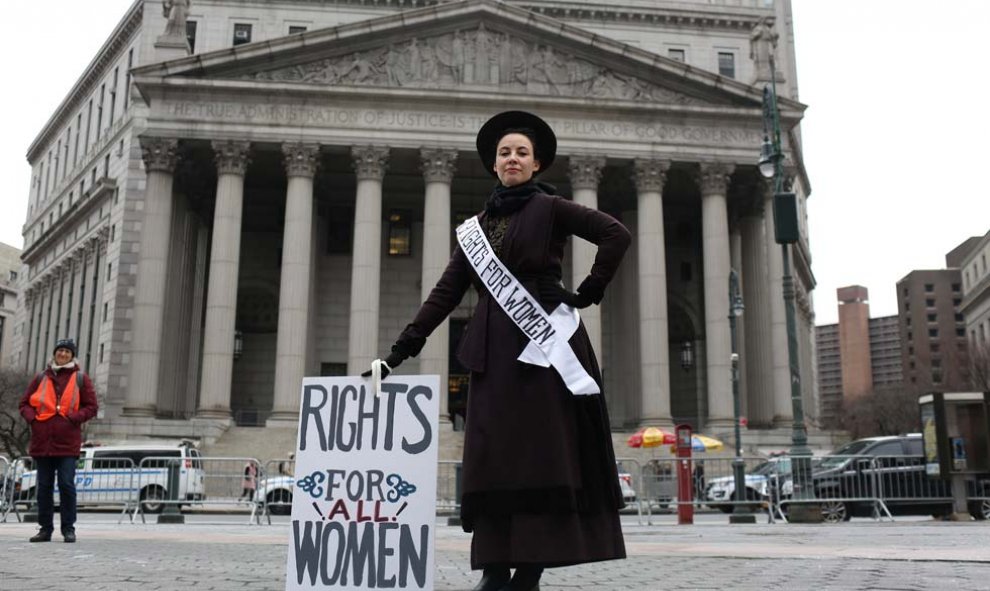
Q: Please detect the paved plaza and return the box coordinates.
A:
[0,514,988,590]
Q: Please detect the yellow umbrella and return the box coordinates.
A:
[668,434,725,453]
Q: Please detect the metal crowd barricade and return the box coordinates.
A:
[631,456,774,524]
[694,456,771,512]
[767,454,970,523]
[632,458,680,525]
[133,456,262,524]
[612,458,644,523]
[0,455,11,522]
[73,456,139,523]
[871,455,951,511]
[437,460,461,516]
[259,458,295,524]
[8,457,36,523]
[771,454,886,523]
[5,456,138,523]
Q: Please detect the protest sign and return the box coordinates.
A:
[286,375,440,590]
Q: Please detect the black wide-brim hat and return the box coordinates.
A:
[476,111,557,178]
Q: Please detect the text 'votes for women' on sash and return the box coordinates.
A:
[286,375,440,591]
[455,216,600,395]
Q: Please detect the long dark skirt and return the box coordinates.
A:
[458,317,626,568]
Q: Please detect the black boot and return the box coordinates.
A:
[472,567,510,591]
[29,529,53,543]
[500,567,543,591]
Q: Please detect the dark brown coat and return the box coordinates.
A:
[399,193,630,568]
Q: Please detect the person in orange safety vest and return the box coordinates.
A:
[18,338,98,543]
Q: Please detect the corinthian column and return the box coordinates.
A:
[634,158,672,426]
[22,289,35,372]
[347,146,389,374]
[269,143,320,424]
[197,140,251,419]
[68,250,85,340]
[741,186,775,427]
[419,148,457,422]
[698,162,735,429]
[56,263,72,340]
[568,155,606,355]
[123,137,178,417]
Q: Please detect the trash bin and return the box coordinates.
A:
[157,459,185,524]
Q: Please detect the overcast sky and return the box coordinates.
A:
[2,1,988,326]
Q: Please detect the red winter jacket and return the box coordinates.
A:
[19,363,99,457]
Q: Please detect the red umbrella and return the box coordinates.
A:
[626,427,674,448]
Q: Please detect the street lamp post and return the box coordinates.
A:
[758,54,821,524]
[728,269,755,524]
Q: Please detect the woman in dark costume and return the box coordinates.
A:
[366,111,630,591]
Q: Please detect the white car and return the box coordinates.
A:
[617,470,637,504]
[705,458,790,513]
[256,475,294,515]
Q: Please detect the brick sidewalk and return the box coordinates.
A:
[0,519,988,590]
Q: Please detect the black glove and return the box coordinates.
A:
[360,348,410,378]
[575,276,606,305]
[536,276,594,309]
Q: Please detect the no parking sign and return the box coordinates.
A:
[286,375,440,590]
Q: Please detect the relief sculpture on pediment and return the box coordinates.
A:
[247,25,698,105]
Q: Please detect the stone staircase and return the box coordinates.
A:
[201,426,299,469]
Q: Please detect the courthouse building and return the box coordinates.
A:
[959,230,990,365]
[10,0,816,443]
[0,242,21,369]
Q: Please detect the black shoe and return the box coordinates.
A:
[29,530,53,543]
[63,530,76,543]
[472,567,510,591]
[499,567,543,591]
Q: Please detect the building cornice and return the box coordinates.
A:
[25,117,132,229]
[960,276,990,316]
[26,0,143,163]
[959,230,990,271]
[511,0,770,31]
[21,177,117,265]
[217,0,770,30]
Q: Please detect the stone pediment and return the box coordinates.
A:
[136,0,797,113]
[240,23,704,106]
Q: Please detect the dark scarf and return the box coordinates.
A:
[484,180,558,217]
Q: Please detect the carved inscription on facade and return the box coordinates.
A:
[241,25,699,105]
[163,101,761,147]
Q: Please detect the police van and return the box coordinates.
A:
[17,440,206,513]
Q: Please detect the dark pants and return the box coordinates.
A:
[34,456,78,533]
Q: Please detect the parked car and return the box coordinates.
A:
[789,434,990,523]
[705,458,791,513]
[17,440,206,513]
[616,464,637,505]
[256,474,294,515]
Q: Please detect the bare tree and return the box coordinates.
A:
[839,386,920,440]
[0,368,35,458]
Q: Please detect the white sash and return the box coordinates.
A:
[454,216,600,395]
